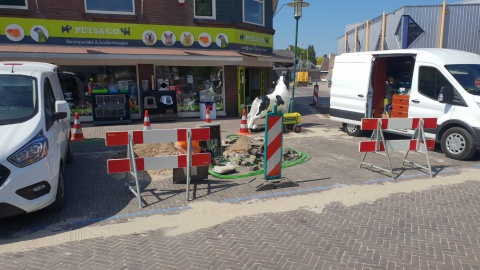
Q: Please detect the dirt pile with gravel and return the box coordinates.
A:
[111,143,178,177]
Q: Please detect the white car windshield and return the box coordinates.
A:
[0,75,38,125]
[445,64,480,96]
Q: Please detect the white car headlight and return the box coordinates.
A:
[8,132,48,168]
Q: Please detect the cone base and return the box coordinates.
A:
[71,137,86,142]
[238,130,251,135]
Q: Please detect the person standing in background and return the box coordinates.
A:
[87,78,95,93]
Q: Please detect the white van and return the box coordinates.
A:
[329,48,480,160]
[0,62,72,218]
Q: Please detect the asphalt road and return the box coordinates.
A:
[1,83,480,269]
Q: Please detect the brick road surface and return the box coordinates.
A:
[1,83,480,269]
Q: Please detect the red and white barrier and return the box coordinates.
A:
[105,127,211,207]
[359,117,437,179]
[107,154,211,173]
[360,117,437,130]
[264,109,283,180]
[105,128,210,146]
[359,139,435,152]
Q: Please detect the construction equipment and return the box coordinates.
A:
[283,112,302,133]
[296,71,309,87]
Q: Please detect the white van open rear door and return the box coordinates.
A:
[330,54,374,125]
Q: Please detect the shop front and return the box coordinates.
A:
[154,66,225,118]
[237,66,267,116]
[57,65,139,122]
[0,17,289,122]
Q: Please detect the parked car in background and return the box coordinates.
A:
[0,62,72,218]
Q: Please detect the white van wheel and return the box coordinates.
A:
[344,123,364,137]
[441,127,476,160]
[47,169,66,211]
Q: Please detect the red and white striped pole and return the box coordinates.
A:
[264,106,283,180]
[310,83,319,106]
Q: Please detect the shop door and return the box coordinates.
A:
[247,68,263,104]
[238,66,246,116]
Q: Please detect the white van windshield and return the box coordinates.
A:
[445,64,480,96]
[0,75,38,125]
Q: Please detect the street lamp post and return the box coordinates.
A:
[287,0,309,113]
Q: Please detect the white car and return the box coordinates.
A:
[0,62,72,218]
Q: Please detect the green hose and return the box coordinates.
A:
[208,149,311,179]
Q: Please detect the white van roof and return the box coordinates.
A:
[0,61,58,73]
[338,48,480,65]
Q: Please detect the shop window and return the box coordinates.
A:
[243,0,264,26]
[155,66,224,114]
[395,16,424,48]
[85,0,135,15]
[57,66,137,117]
[194,0,216,19]
[0,0,27,9]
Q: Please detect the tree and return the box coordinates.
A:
[307,45,316,64]
[316,57,324,66]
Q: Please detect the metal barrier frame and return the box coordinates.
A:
[106,128,211,207]
[359,118,436,179]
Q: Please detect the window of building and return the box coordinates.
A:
[58,66,138,117]
[418,66,452,100]
[0,0,28,9]
[155,66,224,114]
[194,0,215,19]
[85,0,135,15]
[243,0,264,26]
[395,16,424,48]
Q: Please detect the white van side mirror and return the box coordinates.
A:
[55,100,71,121]
[438,86,453,103]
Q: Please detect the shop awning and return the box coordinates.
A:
[0,44,276,66]
[239,52,294,64]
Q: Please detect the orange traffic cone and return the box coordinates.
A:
[205,107,212,123]
[143,110,151,131]
[238,109,251,135]
[71,112,85,142]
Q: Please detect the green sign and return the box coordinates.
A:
[0,17,273,53]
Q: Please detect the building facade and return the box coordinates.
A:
[0,0,287,122]
[337,2,480,57]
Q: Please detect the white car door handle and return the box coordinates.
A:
[358,94,364,98]
[412,99,420,103]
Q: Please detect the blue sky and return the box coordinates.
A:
[273,0,459,56]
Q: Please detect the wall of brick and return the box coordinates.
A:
[137,64,155,90]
